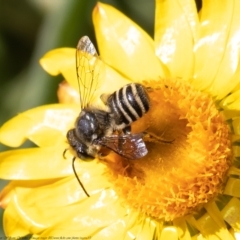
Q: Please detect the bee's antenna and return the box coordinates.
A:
[72,157,90,197]
[63,149,68,159]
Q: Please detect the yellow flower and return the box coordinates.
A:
[1,0,240,239]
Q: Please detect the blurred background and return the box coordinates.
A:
[0,0,201,236]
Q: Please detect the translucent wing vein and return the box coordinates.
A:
[76,36,102,109]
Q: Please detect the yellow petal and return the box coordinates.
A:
[92,62,131,108]
[228,166,240,178]
[0,184,14,209]
[186,216,203,235]
[4,188,126,237]
[0,180,58,209]
[209,0,240,98]
[40,197,127,239]
[173,218,191,240]
[204,201,228,231]
[0,104,79,147]
[0,145,73,179]
[125,216,159,239]
[233,146,240,158]
[193,0,234,91]
[160,226,178,240]
[233,231,240,240]
[57,81,80,104]
[40,48,130,105]
[80,211,159,239]
[4,199,32,237]
[39,48,78,90]
[91,220,130,239]
[222,109,240,120]
[4,192,56,236]
[6,173,109,211]
[232,118,240,135]
[221,197,240,231]
[224,178,240,197]
[220,89,240,111]
[197,213,234,240]
[191,234,207,240]
[155,0,198,79]
[93,2,168,82]
[0,143,108,181]
[231,134,240,143]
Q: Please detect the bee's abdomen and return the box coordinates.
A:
[107,83,150,127]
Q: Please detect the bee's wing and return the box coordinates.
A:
[98,134,148,159]
[76,36,103,109]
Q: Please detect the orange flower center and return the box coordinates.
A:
[103,78,232,221]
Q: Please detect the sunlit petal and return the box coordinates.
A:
[5,188,125,237]
[160,226,178,240]
[197,212,235,239]
[205,201,229,231]
[40,48,130,105]
[40,210,142,240]
[4,198,33,237]
[155,0,199,79]
[0,104,79,147]
[93,2,168,82]
[215,65,240,101]
[92,62,131,107]
[173,218,191,240]
[125,216,159,240]
[64,189,126,230]
[220,88,240,111]
[193,0,234,91]
[0,180,57,209]
[209,0,240,98]
[221,197,240,232]
[0,146,73,179]
[39,48,78,89]
[224,178,240,198]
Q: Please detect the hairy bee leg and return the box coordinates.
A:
[143,131,174,144]
[72,157,90,197]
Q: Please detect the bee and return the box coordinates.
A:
[66,36,150,197]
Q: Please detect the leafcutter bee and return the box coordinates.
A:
[66,36,150,197]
